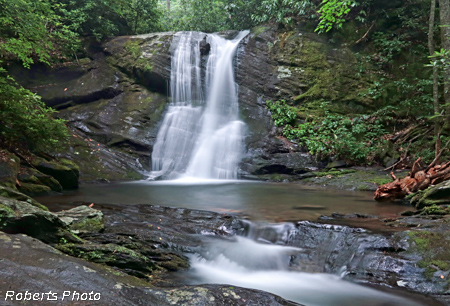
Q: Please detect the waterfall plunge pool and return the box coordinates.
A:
[37,180,409,222]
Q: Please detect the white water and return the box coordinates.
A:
[150,31,248,180]
[187,232,428,306]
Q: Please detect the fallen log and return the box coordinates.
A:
[374,157,450,201]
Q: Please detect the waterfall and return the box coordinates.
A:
[150,31,249,180]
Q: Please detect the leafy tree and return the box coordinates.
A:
[58,0,161,40]
[0,68,69,153]
[0,0,79,67]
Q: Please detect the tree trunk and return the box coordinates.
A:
[439,0,450,115]
[430,0,441,158]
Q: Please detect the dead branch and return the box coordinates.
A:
[375,158,450,202]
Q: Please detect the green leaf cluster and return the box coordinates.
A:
[0,69,69,153]
[267,100,390,163]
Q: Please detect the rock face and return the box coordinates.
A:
[235,26,374,179]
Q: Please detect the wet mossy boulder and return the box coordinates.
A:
[18,167,63,193]
[409,180,450,209]
[31,157,79,189]
[17,182,52,197]
[0,150,20,189]
[55,242,156,278]
[0,186,47,210]
[0,194,79,244]
[56,205,105,233]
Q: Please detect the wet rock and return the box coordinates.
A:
[326,160,348,169]
[17,182,52,197]
[236,26,374,176]
[55,242,156,277]
[104,32,173,94]
[0,230,302,306]
[31,157,79,189]
[409,180,450,209]
[0,186,46,210]
[18,168,63,193]
[8,56,121,110]
[149,285,303,306]
[0,195,76,244]
[52,203,241,282]
[56,205,104,233]
[240,152,320,180]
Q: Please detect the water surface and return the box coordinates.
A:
[37,180,409,222]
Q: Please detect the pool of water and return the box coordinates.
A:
[37,179,410,222]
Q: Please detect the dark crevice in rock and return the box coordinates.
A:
[50,87,123,110]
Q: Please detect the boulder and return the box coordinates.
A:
[31,157,79,189]
[0,230,301,306]
[17,167,63,193]
[0,194,78,244]
[409,180,450,209]
[56,205,104,233]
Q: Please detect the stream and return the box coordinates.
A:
[36,180,440,306]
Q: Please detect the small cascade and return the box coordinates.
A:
[150,31,249,180]
[184,220,427,306]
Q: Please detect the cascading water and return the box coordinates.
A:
[150,31,249,180]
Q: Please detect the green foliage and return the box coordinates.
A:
[0,69,69,153]
[0,0,80,67]
[267,101,390,163]
[266,100,298,126]
[251,0,316,26]
[59,0,161,40]
[316,0,357,33]
[158,0,229,32]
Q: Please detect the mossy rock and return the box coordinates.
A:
[410,180,450,209]
[56,205,104,233]
[18,182,52,197]
[0,186,48,211]
[31,157,79,189]
[0,194,79,244]
[408,230,450,280]
[55,243,156,278]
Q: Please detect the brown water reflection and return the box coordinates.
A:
[36,180,410,222]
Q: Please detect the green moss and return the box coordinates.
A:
[125,169,144,180]
[372,177,393,186]
[0,204,15,217]
[408,231,450,279]
[310,168,356,177]
[70,217,104,232]
[420,204,449,216]
[251,26,270,37]
[124,40,142,58]
[59,159,80,171]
